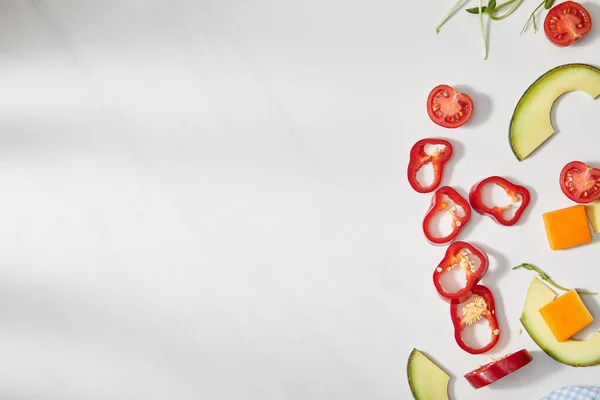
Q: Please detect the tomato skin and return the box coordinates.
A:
[427,85,474,129]
[559,161,600,204]
[544,1,592,47]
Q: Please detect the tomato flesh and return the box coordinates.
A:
[544,1,592,47]
[559,161,600,204]
[427,85,474,129]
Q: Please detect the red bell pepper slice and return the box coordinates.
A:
[469,176,531,226]
[464,349,533,389]
[433,241,488,302]
[407,138,453,193]
[450,285,500,355]
[423,186,471,245]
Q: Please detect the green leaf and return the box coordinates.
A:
[466,5,487,13]
[488,0,497,11]
[544,0,555,9]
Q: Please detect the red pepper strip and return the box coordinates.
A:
[433,241,489,302]
[469,176,531,226]
[407,138,453,193]
[464,349,533,389]
[423,186,471,245]
[450,285,500,355]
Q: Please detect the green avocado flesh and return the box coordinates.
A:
[509,64,600,161]
[407,349,449,400]
[521,278,600,367]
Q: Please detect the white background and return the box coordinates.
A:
[1,0,600,399]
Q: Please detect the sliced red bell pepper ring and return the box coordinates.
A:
[407,138,453,193]
[469,176,531,226]
[464,349,533,389]
[423,186,471,245]
[450,285,500,355]
[433,241,488,302]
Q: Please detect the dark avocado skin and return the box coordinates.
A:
[509,63,600,161]
[520,316,600,368]
[407,349,419,399]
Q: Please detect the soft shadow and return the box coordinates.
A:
[471,242,509,284]
[490,350,565,390]
[592,229,600,244]
[469,243,510,351]
[418,350,457,399]
[578,2,600,48]
[572,291,600,340]
[490,284,511,352]
[545,90,598,154]
[442,139,464,187]
[453,85,492,127]
[587,161,600,169]
[457,212,481,241]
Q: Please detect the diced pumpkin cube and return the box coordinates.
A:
[543,205,592,250]
[585,200,600,234]
[539,289,594,342]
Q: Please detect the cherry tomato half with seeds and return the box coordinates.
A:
[427,85,474,129]
[544,1,592,47]
[559,161,600,204]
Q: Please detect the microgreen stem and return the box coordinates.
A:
[493,0,519,12]
[436,0,468,33]
[490,0,525,20]
[521,0,546,34]
[513,263,598,296]
[479,0,488,59]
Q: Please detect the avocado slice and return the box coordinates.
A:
[407,349,450,399]
[509,63,600,161]
[520,278,600,367]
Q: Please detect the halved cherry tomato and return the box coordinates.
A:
[464,349,533,389]
[427,85,474,129]
[559,161,600,204]
[544,1,592,47]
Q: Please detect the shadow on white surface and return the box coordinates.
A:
[572,291,600,341]
[470,243,510,351]
[453,85,493,128]
[489,350,565,391]
[546,88,599,158]
[473,243,509,284]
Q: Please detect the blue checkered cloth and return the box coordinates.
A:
[541,387,600,400]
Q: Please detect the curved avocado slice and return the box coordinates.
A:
[407,349,450,399]
[521,278,600,367]
[509,63,600,161]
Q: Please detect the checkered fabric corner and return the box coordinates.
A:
[540,387,600,400]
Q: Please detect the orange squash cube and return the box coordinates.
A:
[539,289,594,342]
[543,205,592,250]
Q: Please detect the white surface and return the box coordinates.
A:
[1,1,600,399]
